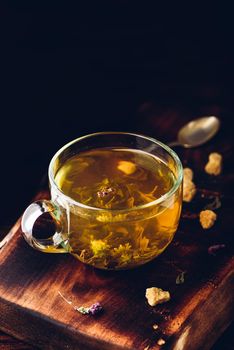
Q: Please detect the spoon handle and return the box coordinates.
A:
[167,141,181,148]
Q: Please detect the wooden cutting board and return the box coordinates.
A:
[0,137,234,350]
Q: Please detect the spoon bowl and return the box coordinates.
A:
[169,116,220,148]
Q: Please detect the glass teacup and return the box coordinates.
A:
[21,132,183,270]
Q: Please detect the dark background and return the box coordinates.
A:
[0,3,234,348]
[1,3,234,224]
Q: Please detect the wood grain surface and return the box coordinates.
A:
[0,112,234,350]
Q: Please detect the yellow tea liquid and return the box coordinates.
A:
[55,148,182,269]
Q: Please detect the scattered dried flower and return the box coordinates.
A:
[157,338,166,346]
[176,271,186,285]
[58,292,103,316]
[87,302,103,316]
[152,324,159,330]
[208,244,226,256]
[205,152,222,176]
[145,287,170,307]
[199,210,217,229]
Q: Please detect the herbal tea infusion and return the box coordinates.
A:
[22,133,183,270]
[54,148,182,269]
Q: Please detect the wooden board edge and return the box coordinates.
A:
[0,219,21,252]
[165,267,234,350]
[0,297,134,350]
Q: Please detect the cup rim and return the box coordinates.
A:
[48,132,183,212]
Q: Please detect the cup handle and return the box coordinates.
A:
[21,200,68,253]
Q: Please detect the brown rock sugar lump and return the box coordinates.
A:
[145,287,170,307]
[183,167,196,202]
[205,152,222,175]
[199,210,217,229]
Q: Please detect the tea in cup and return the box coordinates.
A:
[22,132,183,270]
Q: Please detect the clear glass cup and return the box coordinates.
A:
[21,132,183,270]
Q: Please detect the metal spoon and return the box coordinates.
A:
[168,116,220,148]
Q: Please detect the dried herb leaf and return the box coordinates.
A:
[204,196,221,211]
[176,271,186,285]
[208,244,226,256]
